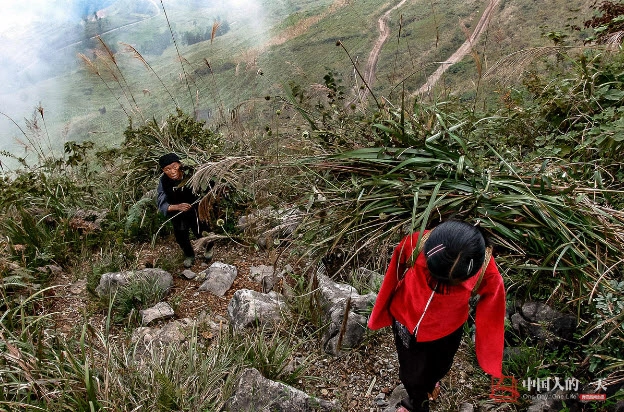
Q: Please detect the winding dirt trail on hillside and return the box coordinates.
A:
[351,0,499,105]
[413,0,500,97]
[352,0,408,105]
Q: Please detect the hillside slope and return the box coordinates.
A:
[0,0,592,159]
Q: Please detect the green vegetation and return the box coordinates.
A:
[2,0,624,410]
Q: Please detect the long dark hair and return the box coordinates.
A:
[423,220,487,292]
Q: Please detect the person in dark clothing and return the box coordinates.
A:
[156,153,214,268]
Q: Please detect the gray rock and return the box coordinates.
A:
[526,395,558,412]
[381,385,407,412]
[181,269,196,280]
[279,264,294,276]
[316,272,358,307]
[510,301,577,346]
[323,301,368,356]
[95,268,172,297]
[132,318,194,349]
[228,368,340,411]
[250,264,283,293]
[313,271,377,355]
[140,301,175,325]
[522,302,560,322]
[198,262,238,296]
[459,403,474,412]
[227,289,286,330]
[250,265,274,283]
[316,272,376,313]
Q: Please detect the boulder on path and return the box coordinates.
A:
[227,289,286,330]
[198,262,238,296]
[140,301,175,325]
[314,270,376,355]
[228,367,340,411]
[509,301,576,348]
[95,268,172,297]
[323,300,368,356]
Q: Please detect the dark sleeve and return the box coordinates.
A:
[156,179,170,216]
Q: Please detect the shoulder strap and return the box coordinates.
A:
[404,230,433,270]
[471,246,493,298]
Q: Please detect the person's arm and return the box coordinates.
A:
[368,233,417,330]
[156,179,170,216]
[157,178,193,216]
[474,257,506,378]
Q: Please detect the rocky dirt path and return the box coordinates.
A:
[49,237,498,411]
[413,0,500,96]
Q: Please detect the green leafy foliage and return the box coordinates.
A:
[233,327,311,386]
[584,280,624,374]
[119,108,223,195]
[104,273,169,323]
[584,1,624,44]
[125,194,165,241]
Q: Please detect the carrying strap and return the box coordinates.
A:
[471,246,492,297]
[404,230,434,271]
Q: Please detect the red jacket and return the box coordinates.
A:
[368,231,506,377]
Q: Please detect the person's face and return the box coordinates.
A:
[162,161,183,180]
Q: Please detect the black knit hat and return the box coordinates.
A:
[158,153,180,169]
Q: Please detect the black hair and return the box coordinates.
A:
[423,220,487,292]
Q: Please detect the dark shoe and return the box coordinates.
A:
[183,256,195,268]
[204,242,214,261]
[400,397,429,412]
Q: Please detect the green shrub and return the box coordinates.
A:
[105,273,169,323]
[232,326,311,386]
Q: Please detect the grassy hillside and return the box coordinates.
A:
[2,1,624,410]
[0,0,595,161]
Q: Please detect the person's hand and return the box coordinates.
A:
[170,203,192,212]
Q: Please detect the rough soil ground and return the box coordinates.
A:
[48,236,511,412]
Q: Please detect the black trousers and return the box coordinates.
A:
[172,208,210,258]
[392,321,464,412]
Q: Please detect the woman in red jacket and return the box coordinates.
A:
[368,220,506,412]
